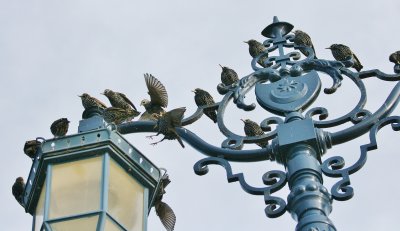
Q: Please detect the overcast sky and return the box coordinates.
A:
[1,0,400,230]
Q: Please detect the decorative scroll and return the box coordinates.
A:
[322,116,400,201]
[193,157,287,218]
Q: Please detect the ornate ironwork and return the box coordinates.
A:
[116,16,400,231]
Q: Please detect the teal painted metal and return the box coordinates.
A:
[23,114,161,231]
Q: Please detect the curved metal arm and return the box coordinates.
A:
[118,121,274,162]
[329,81,400,145]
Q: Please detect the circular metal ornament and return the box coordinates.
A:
[255,70,321,116]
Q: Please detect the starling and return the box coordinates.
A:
[241,119,268,148]
[23,139,42,159]
[50,118,70,137]
[12,177,25,205]
[153,170,176,231]
[293,30,318,59]
[148,107,186,148]
[103,107,140,125]
[326,44,363,72]
[219,64,239,86]
[102,89,139,112]
[389,51,400,64]
[140,73,168,121]
[192,88,217,123]
[78,93,107,110]
[244,39,268,67]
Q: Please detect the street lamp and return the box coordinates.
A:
[16,16,400,231]
[22,109,162,231]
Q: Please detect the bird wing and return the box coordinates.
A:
[116,92,137,110]
[155,201,176,231]
[94,97,108,108]
[165,107,186,127]
[145,73,168,108]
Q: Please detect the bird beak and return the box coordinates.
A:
[240,119,245,123]
[325,47,331,49]
[191,90,195,93]
[100,92,104,95]
[78,95,82,97]
[243,41,248,44]
[219,64,223,69]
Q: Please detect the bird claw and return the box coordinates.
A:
[150,142,158,146]
[146,135,154,140]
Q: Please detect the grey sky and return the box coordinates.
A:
[1,0,400,230]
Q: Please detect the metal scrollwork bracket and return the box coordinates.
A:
[193,157,287,218]
[322,116,400,201]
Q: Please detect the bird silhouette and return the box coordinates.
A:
[192,88,217,123]
[148,107,186,148]
[12,177,25,206]
[244,39,268,67]
[389,51,400,64]
[241,119,268,148]
[293,30,317,59]
[140,73,168,121]
[79,93,107,110]
[153,170,176,231]
[219,64,239,86]
[23,139,42,159]
[103,107,140,125]
[326,44,363,72]
[50,118,70,137]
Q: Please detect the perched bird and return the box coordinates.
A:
[23,139,42,159]
[326,44,363,72]
[78,93,107,110]
[241,119,268,148]
[12,177,25,205]
[140,73,168,121]
[148,107,186,148]
[153,170,176,231]
[293,30,318,59]
[389,51,400,64]
[50,118,70,137]
[103,107,140,125]
[244,39,268,67]
[192,88,217,123]
[219,64,239,86]
[102,89,139,112]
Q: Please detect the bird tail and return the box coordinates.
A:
[176,136,185,148]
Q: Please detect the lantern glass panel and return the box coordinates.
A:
[34,183,46,231]
[104,217,124,231]
[49,157,102,219]
[49,215,98,231]
[108,159,144,231]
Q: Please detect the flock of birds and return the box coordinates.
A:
[12,29,400,231]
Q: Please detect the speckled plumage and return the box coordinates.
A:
[220,65,239,86]
[23,139,42,159]
[327,44,363,72]
[103,107,140,125]
[140,73,168,121]
[79,93,107,110]
[154,172,176,231]
[102,89,138,111]
[12,177,25,205]
[293,30,317,59]
[148,107,186,148]
[193,88,217,123]
[245,39,268,67]
[389,51,400,64]
[242,119,267,148]
[50,118,70,137]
